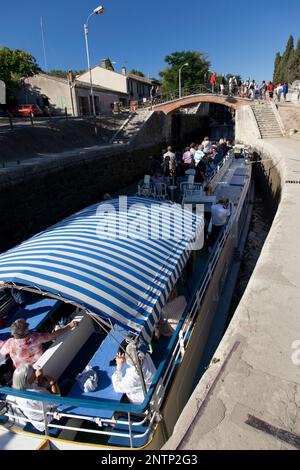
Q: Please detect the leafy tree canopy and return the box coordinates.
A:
[286,38,300,84]
[48,70,85,79]
[272,35,300,84]
[129,69,145,77]
[0,47,40,99]
[273,52,282,84]
[159,50,210,94]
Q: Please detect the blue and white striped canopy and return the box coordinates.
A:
[0,197,203,343]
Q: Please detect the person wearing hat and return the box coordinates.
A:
[0,317,78,369]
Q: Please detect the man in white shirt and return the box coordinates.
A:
[209,199,230,247]
[194,145,205,166]
[112,343,156,405]
[163,146,176,175]
[201,137,212,155]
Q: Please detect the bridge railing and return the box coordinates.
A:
[136,83,252,111]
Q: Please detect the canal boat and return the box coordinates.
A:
[0,148,252,450]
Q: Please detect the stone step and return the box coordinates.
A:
[258,125,281,128]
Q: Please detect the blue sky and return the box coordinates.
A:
[1,0,300,82]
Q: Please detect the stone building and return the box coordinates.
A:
[17,72,129,116]
[77,60,153,105]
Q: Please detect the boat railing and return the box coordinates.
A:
[208,150,235,190]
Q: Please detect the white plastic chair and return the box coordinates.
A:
[153,182,168,200]
[180,182,203,198]
[138,180,155,198]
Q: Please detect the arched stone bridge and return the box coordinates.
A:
[153,94,252,113]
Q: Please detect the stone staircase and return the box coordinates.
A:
[251,104,283,138]
[110,108,152,144]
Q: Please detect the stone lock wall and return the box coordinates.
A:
[0,144,162,253]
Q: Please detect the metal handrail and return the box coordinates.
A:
[137,83,253,110]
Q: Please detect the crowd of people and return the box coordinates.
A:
[149,137,233,189]
[209,73,289,102]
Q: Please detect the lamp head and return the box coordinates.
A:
[94,5,105,14]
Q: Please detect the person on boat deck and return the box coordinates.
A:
[155,289,187,338]
[208,199,230,247]
[10,363,59,432]
[112,342,156,405]
[0,317,79,369]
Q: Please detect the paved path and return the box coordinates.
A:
[164,137,300,450]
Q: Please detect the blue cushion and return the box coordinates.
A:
[230,175,246,186]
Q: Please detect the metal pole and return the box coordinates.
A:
[84,18,98,136]
[69,80,75,117]
[179,68,182,99]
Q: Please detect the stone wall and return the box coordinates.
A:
[235,105,261,142]
[133,111,169,147]
[0,143,162,253]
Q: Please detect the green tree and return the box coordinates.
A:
[48,70,85,79]
[279,35,294,82]
[286,38,300,83]
[0,47,40,100]
[129,69,145,77]
[273,52,282,84]
[159,50,210,95]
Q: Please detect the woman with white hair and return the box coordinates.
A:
[112,342,156,405]
[10,363,59,432]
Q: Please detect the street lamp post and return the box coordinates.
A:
[179,63,189,99]
[84,5,105,136]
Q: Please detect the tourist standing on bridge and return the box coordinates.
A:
[220,74,226,95]
[229,76,238,96]
[267,81,274,100]
[259,81,267,100]
[249,80,256,100]
[150,85,156,106]
[283,82,289,101]
[210,73,216,93]
[276,83,283,102]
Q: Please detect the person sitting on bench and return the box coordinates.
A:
[112,342,156,405]
[11,363,60,432]
[0,317,78,369]
[155,289,187,338]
